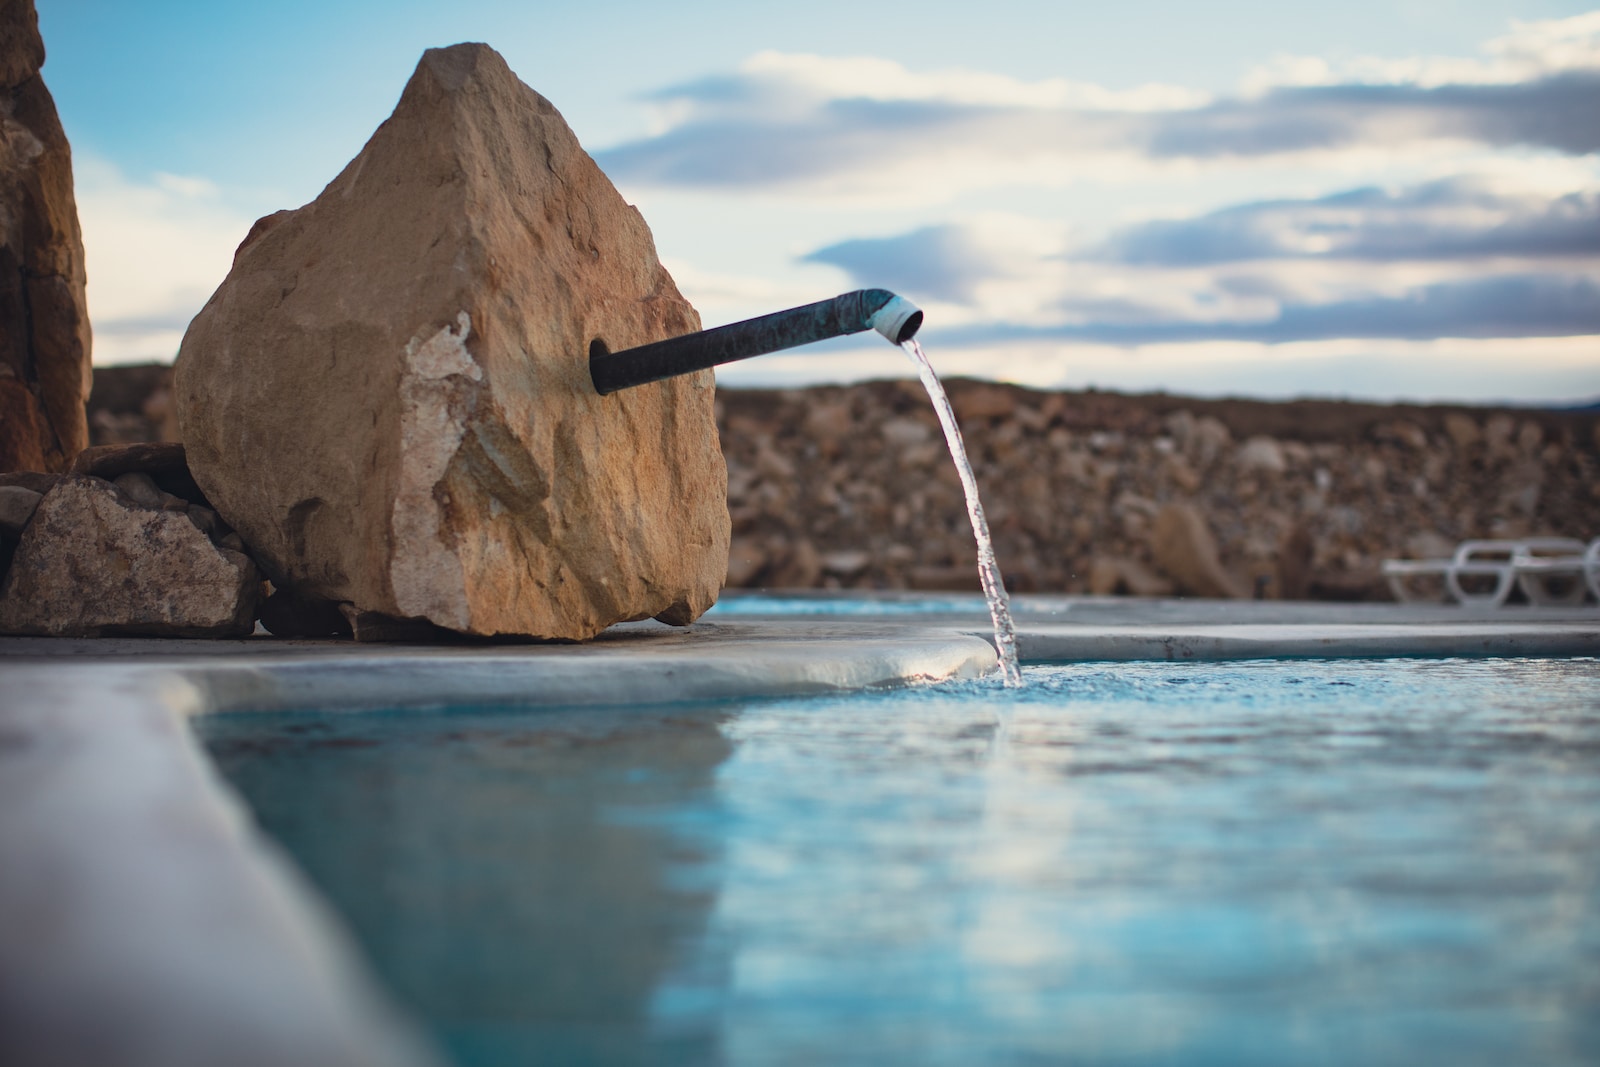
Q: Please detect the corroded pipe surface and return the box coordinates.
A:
[590,289,922,395]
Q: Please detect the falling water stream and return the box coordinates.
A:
[901,339,1022,686]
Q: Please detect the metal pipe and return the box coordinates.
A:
[590,288,923,395]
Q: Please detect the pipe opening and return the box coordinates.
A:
[895,310,924,344]
[868,295,923,345]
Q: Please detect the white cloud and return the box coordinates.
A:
[76,157,254,365]
[800,174,1600,351]
[721,51,1209,112]
[1241,10,1600,91]
[598,16,1600,203]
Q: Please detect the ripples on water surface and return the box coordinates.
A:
[199,658,1600,1066]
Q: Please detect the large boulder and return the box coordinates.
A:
[0,475,259,637]
[0,0,91,473]
[175,43,728,641]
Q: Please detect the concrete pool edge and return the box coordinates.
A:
[0,664,444,1067]
[0,621,998,1067]
[1007,620,1600,662]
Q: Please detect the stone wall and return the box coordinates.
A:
[715,380,1600,599]
[91,365,1600,600]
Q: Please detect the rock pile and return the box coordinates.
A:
[0,0,92,473]
[716,380,1600,599]
[174,43,727,641]
[0,444,258,636]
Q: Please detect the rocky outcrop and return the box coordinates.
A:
[175,43,728,641]
[0,474,258,637]
[0,0,91,473]
[715,381,1600,599]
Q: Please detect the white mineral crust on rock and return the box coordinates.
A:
[173,43,729,640]
[392,312,480,630]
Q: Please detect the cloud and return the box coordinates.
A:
[75,158,256,365]
[1099,177,1600,265]
[798,174,1600,348]
[596,15,1600,198]
[952,273,1600,345]
[1142,73,1600,159]
[801,226,1013,303]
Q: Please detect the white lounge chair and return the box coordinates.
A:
[1381,537,1597,607]
[1588,538,1600,603]
[1511,537,1591,607]
[1380,557,1455,603]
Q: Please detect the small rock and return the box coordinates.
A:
[754,445,796,482]
[1164,410,1196,450]
[1164,453,1201,493]
[0,476,259,637]
[1276,524,1315,601]
[259,590,352,638]
[820,550,871,578]
[186,504,223,540]
[908,565,982,592]
[70,441,189,480]
[1502,461,1544,515]
[805,401,854,458]
[112,471,186,511]
[881,418,932,448]
[1484,414,1515,455]
[769,538,822,588]
[1236,436,1287,473]
[1151,503,1250,599]
[1112,491,1159,518]
[1308,568,1393,602]
[0,471,59,495]
[1404,531,1455,560]
[74,441,209,506]
[338,603,453,644]
[1190,417,1232,466]
[951,384,1014,422]
[0,485,42,536]
[725,538,768,587]
[1443,413,1480,451]
[1087,556,1174,597]
[1385,420,1428,450]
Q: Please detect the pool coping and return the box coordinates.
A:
[2,602,1596,1067]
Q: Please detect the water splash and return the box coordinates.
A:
[901,339,1022,686]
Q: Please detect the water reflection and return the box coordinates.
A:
[200,658,1600,1066]
[200,705,736,1065]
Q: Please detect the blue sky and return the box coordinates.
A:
[38,0,1600,402]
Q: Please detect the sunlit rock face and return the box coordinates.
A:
[175,43,728,640]
[0,0,92,474]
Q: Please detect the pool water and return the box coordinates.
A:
[197,658,1600,1066]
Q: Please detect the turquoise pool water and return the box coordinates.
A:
[198,658,1600,1066]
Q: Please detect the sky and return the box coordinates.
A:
[35,0,1600,403]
